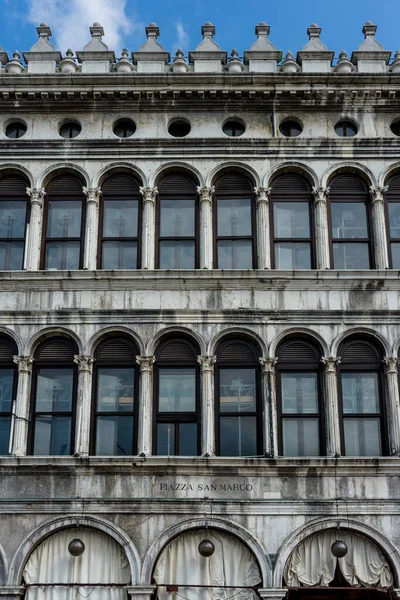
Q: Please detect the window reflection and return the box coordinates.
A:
[0,181,28,270]
[159,368,196,412]
[0,364,16,455]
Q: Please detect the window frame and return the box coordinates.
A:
[0,337,18,455]
[0,175,30,271]
[384,175,400,269]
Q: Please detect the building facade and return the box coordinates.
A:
[0,17,399,600]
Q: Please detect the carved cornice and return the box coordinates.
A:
[26,187,46,207]
[321,356,341,373]
[197,355,217,372]
[140,187,158,204]
[73,355,95,373]
[136,356,156,372]
[13,356,34,373]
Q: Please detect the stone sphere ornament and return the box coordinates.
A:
[198,539,215,557]
[331,540,348,558]
[68,538,85,557]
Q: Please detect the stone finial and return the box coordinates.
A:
[5,50,23,74]
[23,22,62,71]
[189,21,227,71]
[171,48,189,73]
[297,23,334,72]
[362,21,378,39]
[307,23,322,39]
[351,21,391,72]
[255,21,270,37]
[76,22,116,72]
[281,51,299,74]
[227,49,244,73]
[59,49,79,74]
[390,50,400,73]
[132,22,170,68]
[201,21,216,38]
[334,50,354,73]
[244,20,281,72]
[115,48,134,73]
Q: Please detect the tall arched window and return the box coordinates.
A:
[157,174,198,269]
[214,173,256,269]
[385,174,400,268]
[216,338,262,456]
[277,337,324,456]
[99,174,141,269]
[329,174,372,269]
[155,336,199,455]
[338,337,386,456]
[42,174,85,270]
[29,337,78,455]
[0,337,18,455]
[92,337,138,455]
[271,174,314,269]
[0,174,29,270]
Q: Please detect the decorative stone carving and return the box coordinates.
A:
[83,187,102,205]
[297,24,334,73]
[351,22,391,73]
[334,51,354,73]
[13,356,34,374]
[76,23,115,73]
[312,187,329,204]
[23,23,62,73]
[244,22,281,73]
[281,51,299,74]
[26,187,46,207]
[189,22,227,73]
[197,356,216,371]
[136,356,156,372]
[227,49,244,73]
[132,23,170,73]
[115,49,134,73]
[259,358,277,374]
[73,355,95,373]
[369,186,390,269]
[369,186,388,204]
[59,49,79,74]
[140,187,158,204]
[171,49,189,73]
[197,186,215,204]
[255,187,271,205]
[312,187,330,270]
[383,357,399,374]
[390,50,400,73]
[321,356,341,372]
[5,50,24,74]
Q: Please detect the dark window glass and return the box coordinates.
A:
[279,120,302,137]
[390,121,400,137]
[0,339,18,455]
[0,177,28,270]
[113,119,136,138]
[59,122,81,139]
[334,121,357,137]
[223,120,245,137]
[386,176,400,268]
[168,120,191,137]
[5,122,27,139]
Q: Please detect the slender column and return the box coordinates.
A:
[73,355,95,456]
[83,187,102,270]
[312,187,330,269]
[136,356,156,455]
[197,356,217,456]
[140,187,158,270]
[11,356,34,456]
[383,357,400,455]
[370,186,389,269]
[255,187,271,269]
[25,187,46,270]
[259,358,278,457]
[197,186,215,269]
[321,357,341,457]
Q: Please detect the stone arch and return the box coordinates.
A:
[38,163,90,189]
[0,327,23,355]
[24,326,83,357]
[391,335,400,358]
[273,517,400,588]
[380,162,400,188]
[264,162,318,189]
[207,162,260,188]
[141,517,271,587]
[7,514,141,586]
[269,327,329,359]
[321,162,377,189]
[146,326,206,356]
[331,327,389,358]
[0,164,34,188]
[86,326,145,356]
[150,162,203,188]
[208,327,267,358]
[93,162,147,188]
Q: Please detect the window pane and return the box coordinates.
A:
[344,418,382,456]
[103,200,138,237]
[36,369,73,412]
[220,416,257,456]
[0,201,26,238]
[159,241,195,269]
[281,373,318,414]
[97,368,134,412]
[0,369,14,412]
[274,202,310,238]
[179,423,198,456]
[0,416,10,455]
[34,416,72,455]
[282,418,320,456]
[388,204,400,239]
[45,241,80,270]
[157,423,175,455]
[217,240,253,269]
[275,242,311,269]
[220,369,256,412]
[95,416,133,455]
[217,199,252,236]
[332,242,370,269]
[159,368,196,412]
[47,201,82,238]
[102,241,137,269]
[0,242,24,270]
[341,373,380,414]
[391,243,400,269]
[160,199,195,237]
[331,203,368,239]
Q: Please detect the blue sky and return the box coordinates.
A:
[0,0,399,60]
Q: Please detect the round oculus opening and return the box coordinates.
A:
[334,120,358,137]
[390,119,400,137]
[168,119,191,138]
[279,120,302,137]
[113,119,136,138]
[223,120,246,137]
[5,121,27,139]
[59,121,82,139]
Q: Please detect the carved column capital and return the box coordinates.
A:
[26,187,46,207]
[197,186,215,204]
[13,356,34,374]
[255,187,271,205]
[312,187,330,204]
[140,187,158,204]
[136,355,156,372]
[321,356,341,373]
[369,186,388,204]
[74,355,95,373]
[83,187,102,205]
[383,357,399,374]
[259,358,277,375]
[197,355,217,372]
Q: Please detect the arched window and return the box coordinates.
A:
[29,337,78,455]
[338,337,386,456]
[157,174,198,269]
[216,338,262,456]
[92,337,139,455]
[271,174,314,269]
[99,174,141,269]
[385,174,400,268]
[214,173,256,269]
[0,174,29,270]
[329,174,372,269]
[42,174,85,270]
[154,336,199,455]
[277,337,324,456]
[0,337,18,455]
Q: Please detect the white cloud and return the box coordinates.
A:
[26,0,133,54]
[173,20,189,54]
